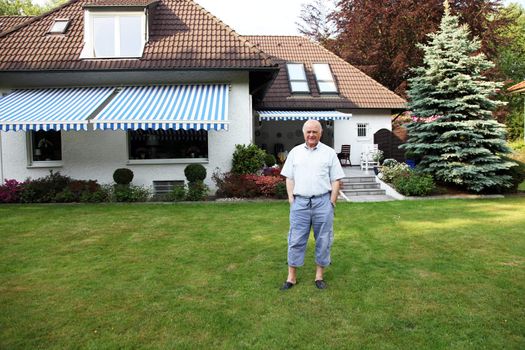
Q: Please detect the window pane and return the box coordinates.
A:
[50,20,69,33]
[357,124,367,137]
[287,64,307,80]
[128,129,208,160]
[32,130,62,161]
[93,17,115,57]
[313,64,333,80]
[290,81,310,93]
[120,16,142,57]
[318,82,338,93]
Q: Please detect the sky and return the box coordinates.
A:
[193,0,525,35]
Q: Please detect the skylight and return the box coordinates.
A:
[312,63,338,94]
[286,63,310,94]
[49,19,70,34]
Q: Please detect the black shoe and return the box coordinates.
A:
[315,280,327,289]
[280,281,295,290]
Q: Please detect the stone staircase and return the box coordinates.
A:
[338,174,394,202]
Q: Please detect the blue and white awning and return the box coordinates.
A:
[92,84,229,131]
[257,110,352,121]
[0,87,115,131]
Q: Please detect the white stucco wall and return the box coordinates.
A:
[0,72,252,191]
[333,109,393,165]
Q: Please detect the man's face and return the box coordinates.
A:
[303,121,322,148]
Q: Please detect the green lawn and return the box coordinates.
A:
[1,199,524,349]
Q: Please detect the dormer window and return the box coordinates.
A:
[80,10,147,59]
[312,63,338,94]
[286,63,310,94]
[49,19,70,34]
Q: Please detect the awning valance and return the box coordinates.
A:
[257,110,352,121]
[92,84,229,131]
[0,87,115,131]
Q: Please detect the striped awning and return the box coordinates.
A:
[257,110,352,121]
[92,84,229,131]
[0,87,115,131]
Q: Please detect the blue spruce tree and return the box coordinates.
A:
[402,0,516,193]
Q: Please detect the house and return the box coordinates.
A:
[0,0,405,193]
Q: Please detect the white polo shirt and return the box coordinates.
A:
[280,142,345,197]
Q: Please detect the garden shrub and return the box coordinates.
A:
[54,179,107,203]
[490,156,525,193]
[380,162,410,184]
[19,171,72,203]
[169,185,187,202]
[274,181,288,199]
[231,144,266,174]
[213,171,260,198]
[393,173,435,196]
[382,158,398,167]
[262,166,281,177]
[113,184,150,202]
[264,153,276,167]
[0,179,24,203]
[113,168,134,185]
[184,164,207,183]
[186,181,209,201]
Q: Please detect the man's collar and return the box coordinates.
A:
[304,142,320,150]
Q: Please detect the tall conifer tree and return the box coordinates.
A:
[403,0,515,193]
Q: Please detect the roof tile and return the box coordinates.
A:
[245,35,406,110]
[0,0,275,71]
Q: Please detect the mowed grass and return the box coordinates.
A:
[1,199,524,349]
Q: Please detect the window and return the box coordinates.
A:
[31,130,62,161]
[49,19,70,34]
[312,64,338,93]
[286,63,310,93]
[357,123,368,137]
[128,129,208,160]
[81,11,146,58]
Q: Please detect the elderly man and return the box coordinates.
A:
[279,120,345,290]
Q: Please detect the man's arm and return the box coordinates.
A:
[286,178,295,204]
[330,180,340,206]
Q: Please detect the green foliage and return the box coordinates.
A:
[380,161,410,184]
[19,171,72,203]
[274,181,288,199]
[264,153,276,167]
[393,173,435,196]
[186,181,208,201]
[169,185,187,202]
[184,164,207,183]
[0,0,44,15]
[403,5,515,193]
[231,144,266,174]
[495,3,525,82]
[112,168,134,185]
[113,184,150,202]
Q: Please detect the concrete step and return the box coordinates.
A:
[341,189,386,196]
[345,195,395,202]
[342,182,380,190]
[341,176,376,184]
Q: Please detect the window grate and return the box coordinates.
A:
[152,180,184,195]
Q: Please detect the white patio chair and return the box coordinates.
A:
[360,144,379,171]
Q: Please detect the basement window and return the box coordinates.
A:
[49,19,70,34]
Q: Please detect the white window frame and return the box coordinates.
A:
[312,63,338,94]
[286,63,310,94]
[357,123,369,138]
[26,131,63,168]
[49,19,70,34]
[80,9,148,59]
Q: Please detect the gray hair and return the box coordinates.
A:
[302,119,323,133]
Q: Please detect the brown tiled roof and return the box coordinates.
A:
[244,35,406,110]
[0,16,33,33]
[0,0,275,71]
[508,80,525,93]
[84,0,158,7]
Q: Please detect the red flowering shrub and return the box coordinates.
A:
[0,179,24,203]
[213,170,285,198]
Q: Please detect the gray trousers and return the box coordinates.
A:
[288,192,334,267]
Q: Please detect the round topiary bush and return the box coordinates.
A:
[231,144,266,174]
[184,164,207,183]
[264,153,276,167]
[113,168,134,185]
